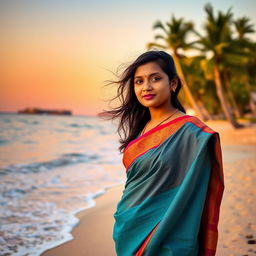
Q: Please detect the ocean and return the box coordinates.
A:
[0,113,126,256]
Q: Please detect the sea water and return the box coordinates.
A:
[0,113,126,255]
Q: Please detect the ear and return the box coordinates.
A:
[170,78,178,92]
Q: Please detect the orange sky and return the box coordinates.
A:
[1,0,255,116]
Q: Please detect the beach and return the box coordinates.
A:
[41,120,256,256]
[0,114,125,256]
[41,185,122,256]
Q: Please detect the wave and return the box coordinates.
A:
[0,152,100,175]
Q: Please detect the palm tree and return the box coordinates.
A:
[193,3,243,128]
[234,17,255,40]
[146,15,207,120]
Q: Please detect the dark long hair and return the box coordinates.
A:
[98,50,186,153]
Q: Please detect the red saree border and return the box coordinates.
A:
[135,222,160,256]
[198,133,224,255]
[123,115,216,172]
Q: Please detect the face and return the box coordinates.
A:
[133,61,177,109]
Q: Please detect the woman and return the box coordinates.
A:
[99,50,224,256]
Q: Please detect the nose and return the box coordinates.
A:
[142,80,152,91]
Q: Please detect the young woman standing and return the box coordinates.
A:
[99,50,224,256]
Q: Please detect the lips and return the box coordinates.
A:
[143,94,155,100]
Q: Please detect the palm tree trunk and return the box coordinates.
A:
[214,64,243,128]
[243,78,256,115]
[223,71,242,118]
[172,53,207,121]
[196,94,213,120]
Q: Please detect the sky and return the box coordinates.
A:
[1,0,255,116]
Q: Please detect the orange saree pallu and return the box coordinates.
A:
[113,115,224,256]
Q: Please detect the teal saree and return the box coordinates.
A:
[113,115,224,256]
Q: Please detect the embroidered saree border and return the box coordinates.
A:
[123,115,216,172]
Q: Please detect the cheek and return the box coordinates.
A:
[158,86,171,102]
[134,86,140,98]
[134,87,144,104]
[162,84,171,96]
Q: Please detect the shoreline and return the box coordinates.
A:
[41,185,123,256]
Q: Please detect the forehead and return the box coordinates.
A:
[134,61,163,77]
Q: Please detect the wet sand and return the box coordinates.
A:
[42,120,256,256]
[41,185,122,256]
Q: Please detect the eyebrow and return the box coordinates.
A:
[134,72,161,79]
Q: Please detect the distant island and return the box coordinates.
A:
[18,107,72,116]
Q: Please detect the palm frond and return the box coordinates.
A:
[152,20,168,35]
[234,16,255,39]
[154,34,166,41]
[146,42,167,51]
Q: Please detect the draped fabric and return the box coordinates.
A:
[113,115,224,256]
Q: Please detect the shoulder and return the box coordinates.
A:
[184,115,217,136]
[179,115,220,147]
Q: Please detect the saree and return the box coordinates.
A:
[113,115,224,256]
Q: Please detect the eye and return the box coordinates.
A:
[134,79,143,85]
[152,76,161,81]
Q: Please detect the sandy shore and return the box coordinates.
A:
[42,121,256,256]
[42,185,123,256]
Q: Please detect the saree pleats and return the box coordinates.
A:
[113,115,224,256]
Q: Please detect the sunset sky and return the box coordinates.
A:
[1,0,255,116]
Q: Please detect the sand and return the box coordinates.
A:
[42,121,256,256]
[42,185,123,256]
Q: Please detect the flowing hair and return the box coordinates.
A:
[98,50,186,153]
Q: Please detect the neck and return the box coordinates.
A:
[149,106,178,122]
